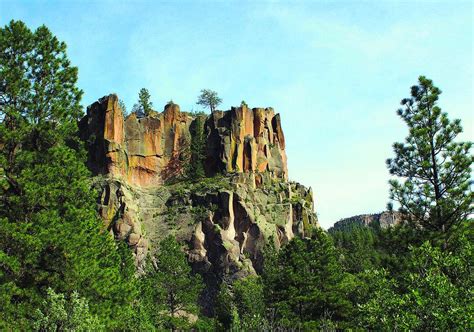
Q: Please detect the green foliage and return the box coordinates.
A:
[357,237,473,330]
[387,76,473,244]
[349,76,473,329]
[187,115,206,179]
[118,98,127,115]
[0,20,136,330]
[140,236,204,330]
[191,175,232,192]
[214,277,268,331]
[164,205,178,225]
[132,87,153,117]
[1,25,471,332]
[330,225,382,273]
[33,288,104,331]
[263,229,357,329]
[331,222,424,277]
[214,283,236,329]
[196,88,222,112]
[191,205,209,224]
[233,276,267,329]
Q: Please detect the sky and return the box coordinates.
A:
[1,0,472,229]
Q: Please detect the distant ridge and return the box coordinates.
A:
[329,211,405,232]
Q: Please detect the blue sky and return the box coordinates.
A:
[2,0,472,228]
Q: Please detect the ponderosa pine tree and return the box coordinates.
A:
[0,20,136,329]
[33,288,104,331]
[132,87,153,117]
[357,239,473,330]
[196,89,222,112]
[142,236,203,330]
[263,229,357,329]
[233,276,266,329]
[386,76,473,245]
[188,115,206,179]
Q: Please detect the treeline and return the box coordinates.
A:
[1,20,472,331]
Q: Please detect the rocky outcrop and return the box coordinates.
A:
[80,94,318,311]
[206,106,287,179]
[79,95,288,188]
[329,211,406,232]
[80,96,192,187]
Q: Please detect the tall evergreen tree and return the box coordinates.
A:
[386,76,473,245]
[132,87,153,117]
[233,276,266,329]
[141,236,203,330]
[0,20,136,329]
[263,229,356,329]
[187,115,206,179]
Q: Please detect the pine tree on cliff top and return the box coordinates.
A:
[386,76,473,245]
[196,88,222,112]
[133,87,153,117]
[0,20,136,329]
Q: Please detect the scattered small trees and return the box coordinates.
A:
[386,76,473,244]
[196,89,222,112]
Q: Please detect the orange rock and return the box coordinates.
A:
[104,95,124,144]
[81,95,289,186]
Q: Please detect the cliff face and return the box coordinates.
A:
[79,94,288,188]
[79,94,317,298]
[329,211,405,232]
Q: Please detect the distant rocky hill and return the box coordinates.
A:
[329,211,405,232]
[79,94,318,309]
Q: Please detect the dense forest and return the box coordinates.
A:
[0,20,472,331]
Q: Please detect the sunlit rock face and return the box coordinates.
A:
[80,94,318,311]
[79,94,288,188]
[80,95,192,187]
[206,105,287,180]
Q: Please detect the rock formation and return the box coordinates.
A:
[79,95,288,188]
[329,211,405,232]
[79,94,318,309]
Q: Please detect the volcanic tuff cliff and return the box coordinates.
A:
[79,94,318,293]
[329,211,405,232]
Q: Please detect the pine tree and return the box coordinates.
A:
[264,230,356,329]
[0,20,136,329]
[188,115,206,179]
[143,236,203,330]
[233,276,266,329]
[118,99,127,115]
[33,288,104,331]
[132,87,153,117]
[196,89,222,112]
[357,239,473,330]
[386,76,473,245]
